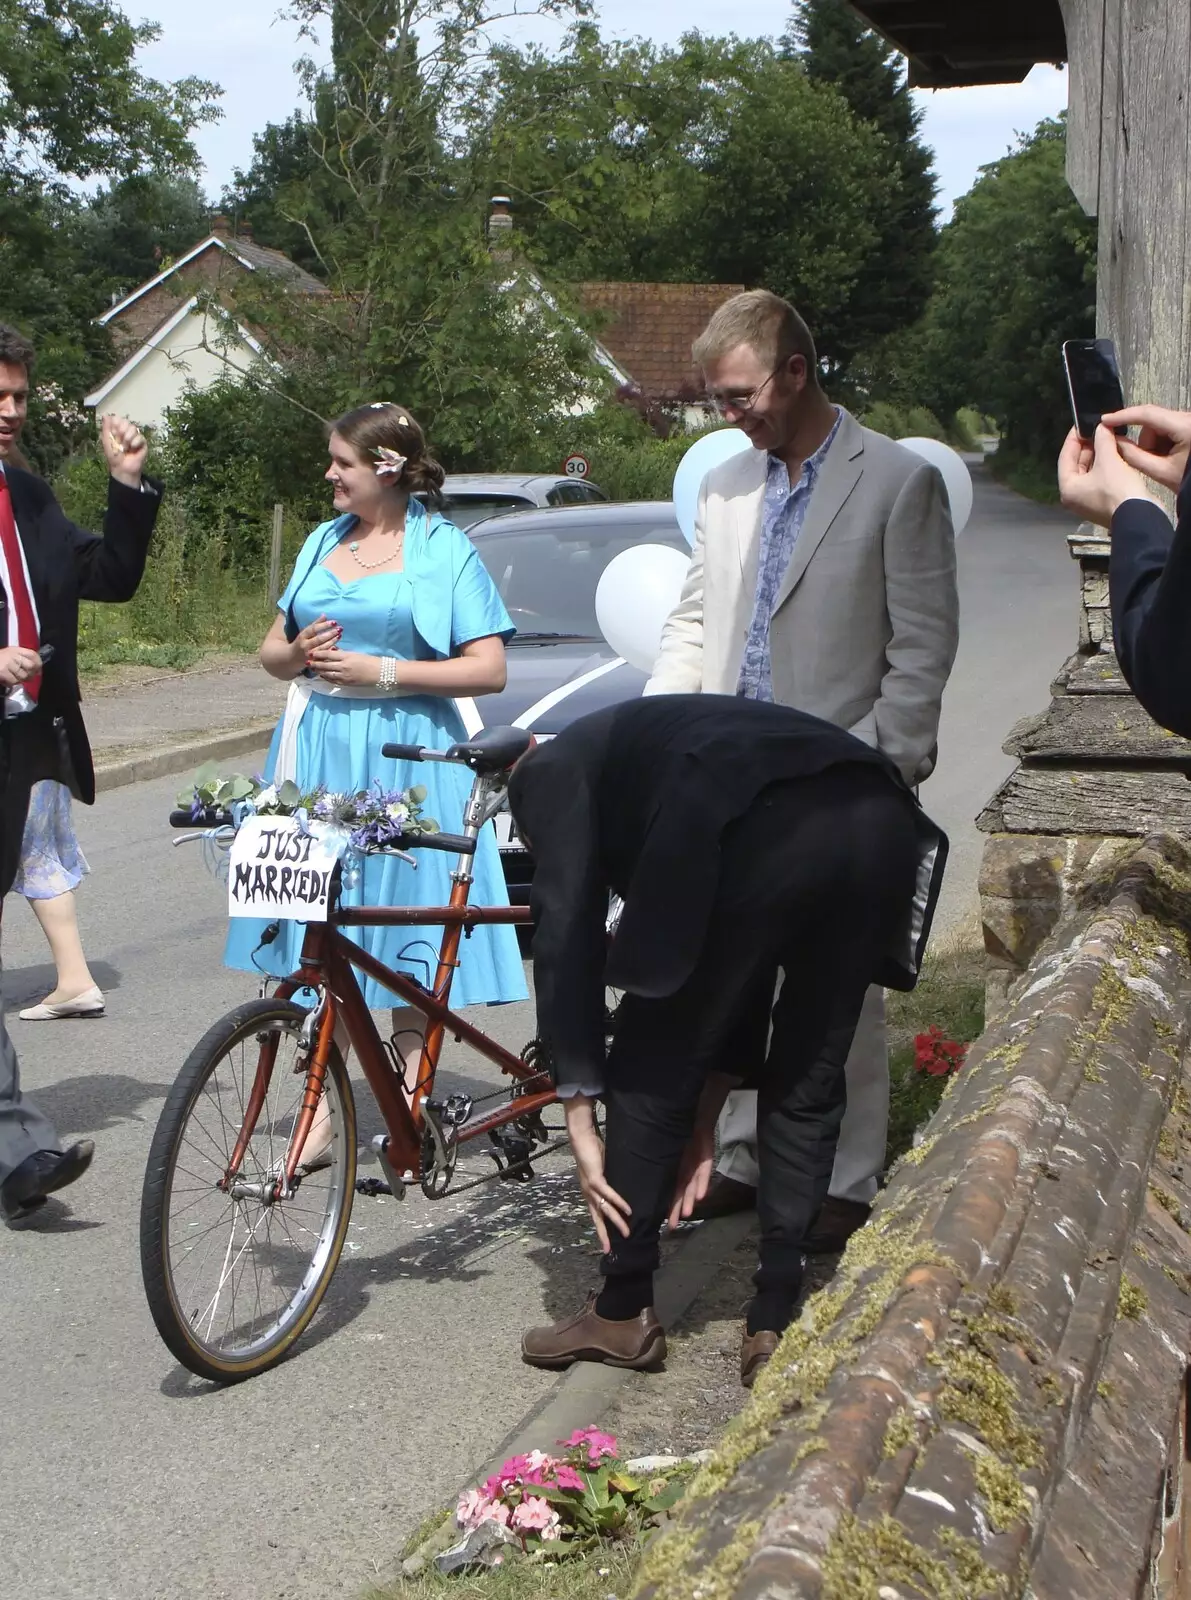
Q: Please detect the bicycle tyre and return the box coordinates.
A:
[140,998,357,1383]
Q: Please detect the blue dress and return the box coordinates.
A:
[224,502,528,1009]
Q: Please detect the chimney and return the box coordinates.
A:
[236,221,254,243]
[488,195,513,259]
[211,214,232,239]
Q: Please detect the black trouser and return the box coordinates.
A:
[599,764,920,1331]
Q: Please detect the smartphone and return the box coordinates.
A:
[37,644,54,665]
[1062,339,1127,441]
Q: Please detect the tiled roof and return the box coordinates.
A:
[576,281,745,402]
[231,237,327,296]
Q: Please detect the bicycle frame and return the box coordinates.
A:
[225,759,551,1195]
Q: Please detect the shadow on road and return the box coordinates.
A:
[2,959,122,1008]
[29,1071,175,1139]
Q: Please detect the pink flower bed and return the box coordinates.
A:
[455,1428,687,1555]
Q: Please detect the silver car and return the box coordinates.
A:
[439,473,607,529]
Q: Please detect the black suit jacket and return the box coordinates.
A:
[0,465,161,893]
[1110,468,1191,737]
[508,695,945,1096]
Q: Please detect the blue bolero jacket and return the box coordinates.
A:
[279,499,514,658]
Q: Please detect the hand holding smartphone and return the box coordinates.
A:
[1063,339,1127,441]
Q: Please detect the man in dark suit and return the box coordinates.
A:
[0,322,162,1222]
[1059,406,1191,738]
[508,695,945,1386]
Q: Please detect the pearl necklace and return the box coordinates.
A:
[348,533,404,571]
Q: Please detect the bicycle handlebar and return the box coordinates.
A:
[168,808,474,854]
[381,741,451,762]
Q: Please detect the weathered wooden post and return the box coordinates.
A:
[268,503,284,605]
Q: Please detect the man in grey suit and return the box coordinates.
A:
[645,290,958,1249]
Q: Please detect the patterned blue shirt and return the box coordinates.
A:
[736,408,843,701]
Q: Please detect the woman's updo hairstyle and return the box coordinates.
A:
[330,402,446,503]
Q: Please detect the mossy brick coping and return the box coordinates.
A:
[630,836,1191,1599]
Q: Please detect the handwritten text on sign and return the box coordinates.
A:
[227,815,343,921]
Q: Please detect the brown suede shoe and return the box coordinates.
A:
[803,1197,872,1255]
[686,1173,757,1223]
[521,1293,667,1371]
[740,1328,780,1388]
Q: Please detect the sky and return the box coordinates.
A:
[135,0,1069,218]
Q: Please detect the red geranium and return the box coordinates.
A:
[914,1024,967,1077]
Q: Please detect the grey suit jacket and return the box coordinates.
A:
[645,408,959,785]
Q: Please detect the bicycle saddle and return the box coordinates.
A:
[445,725,534,773]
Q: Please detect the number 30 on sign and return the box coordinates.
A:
[227,815,342,922]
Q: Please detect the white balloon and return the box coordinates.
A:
[897,436,974,536]
[672,428,753,547]
[595,544,691,675]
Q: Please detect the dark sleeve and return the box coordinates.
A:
[1110,473,1191,737]
[42,475,164,604]
[512,769,609,1098]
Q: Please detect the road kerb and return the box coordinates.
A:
[93,722,276,795]
[400,1210,757,1576]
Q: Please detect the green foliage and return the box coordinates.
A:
[0,0,219,181]
[901,117,1096,475]
[885,942,985,1169]
[157,377,328,568]
[511,403,699,501]
[784,0,938,371]
[76,500,274,674]
[0,1,219,469]
[370,1544,639,1600]
[473,27,909,384]
[72,173,209,300]
[858,401,947,443]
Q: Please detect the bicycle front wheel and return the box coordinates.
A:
[140,998,357,1383]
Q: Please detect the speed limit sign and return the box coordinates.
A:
[563,453,590,479]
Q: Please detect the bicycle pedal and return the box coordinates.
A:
[427,1093,473,1128]
[371,1134,409,1200]
[356,1176,392,1197]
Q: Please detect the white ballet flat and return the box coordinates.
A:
[19,986,106,1021]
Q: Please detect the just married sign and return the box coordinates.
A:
[227,815,343,922]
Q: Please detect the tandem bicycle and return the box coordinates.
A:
[139,725,574,1384]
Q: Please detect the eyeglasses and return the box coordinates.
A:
[706,360,788,418]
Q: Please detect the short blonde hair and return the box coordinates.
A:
[692,290,818,384]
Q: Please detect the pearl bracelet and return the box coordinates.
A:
[378,656,400,692]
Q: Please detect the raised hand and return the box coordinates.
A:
[100,414,148,487]
[1058,424,1160,528]
[1102,404,1191,492]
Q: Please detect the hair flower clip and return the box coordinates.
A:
[375,446,407,480]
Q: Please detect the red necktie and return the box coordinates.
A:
[0,473,39,703]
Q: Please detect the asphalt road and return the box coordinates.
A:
[0,463,1079,1600]
[922,462,1078,933]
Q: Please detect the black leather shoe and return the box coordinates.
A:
[0,1141,94,1222]
[687,1173,757,1222]
[803,1196,872,1255]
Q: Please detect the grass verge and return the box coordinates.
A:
[370,1542,640,1600]
[77,500,275,676]
[885,937,986,1168]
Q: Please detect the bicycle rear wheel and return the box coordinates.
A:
[140,998,357,1383]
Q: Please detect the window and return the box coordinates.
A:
[440,494,532,530]
[475,517,685,639]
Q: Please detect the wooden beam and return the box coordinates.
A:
[847,0,1067,85]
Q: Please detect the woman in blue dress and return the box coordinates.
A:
[225,403,527,1157]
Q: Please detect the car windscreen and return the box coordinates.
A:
[475,520,686,639]
[441,494,533,529]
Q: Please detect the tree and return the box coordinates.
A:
[472,26,895,377]
[222,117,326,272]
[190,0,600,472]
[904,118,1096,471]
[0,0,220,473]
[784,0,938,373]
[75,174,210,299]
[0,0,219,181]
